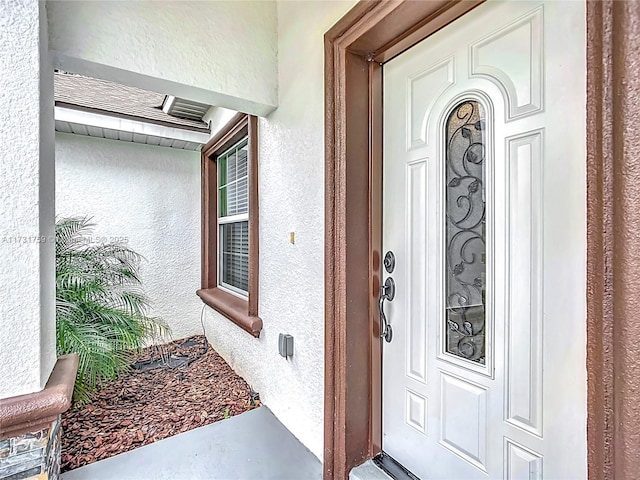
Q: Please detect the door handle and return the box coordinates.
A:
[379,277,395,343]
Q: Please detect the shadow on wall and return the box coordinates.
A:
[55,132,204,341]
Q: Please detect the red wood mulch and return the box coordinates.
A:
[61,335,259,472]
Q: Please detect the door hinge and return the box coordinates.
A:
[365,52,381,64]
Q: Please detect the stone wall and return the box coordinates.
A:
[0,418,61,480]
[0,356,77,480]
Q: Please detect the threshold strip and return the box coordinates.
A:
[373,453,421,480]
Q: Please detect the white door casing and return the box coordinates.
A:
[381,1,586,479]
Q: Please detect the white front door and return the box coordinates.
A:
[381,1,586,479]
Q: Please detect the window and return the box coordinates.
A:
[444,100,486,364]
[218,139,249,295]
[197,114,261,337]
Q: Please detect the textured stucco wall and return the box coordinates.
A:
[202,0,356,460]
[0,0,56,399]
[203,107,238,138]
[46,1,278,116]
[39,0,57,393]
[55,133,203,341]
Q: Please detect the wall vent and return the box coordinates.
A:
[162,96,211,121]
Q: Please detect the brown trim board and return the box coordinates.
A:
[586,1,640,478]
[247,115,260,318]
[368,59,383,460]
[324,0,626,479]
[199,112,262,337]
[201,112,247,290]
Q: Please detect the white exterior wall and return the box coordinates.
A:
[46,1,278,116]
[0,0,56,399]
[202,1,356,460]
[55,133,203,341]
[44,0,357,458]
[39,0,57,386]
[203,107,238,138]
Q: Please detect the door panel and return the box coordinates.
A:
[470,6,543,119]
[439,372,488,471]
[381,1,586,479]
[505,130,543,438]
[406,160,427,384]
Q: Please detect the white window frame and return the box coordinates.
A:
[217,138,250,298]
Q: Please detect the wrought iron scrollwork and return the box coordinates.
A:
[445,100,486,364]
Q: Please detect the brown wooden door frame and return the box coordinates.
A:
[324,1,640,479]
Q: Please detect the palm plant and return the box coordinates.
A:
[55,217,169,404]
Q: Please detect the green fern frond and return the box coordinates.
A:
[55,216,171,405]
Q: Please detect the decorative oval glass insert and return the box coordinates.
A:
[444,100,486,365]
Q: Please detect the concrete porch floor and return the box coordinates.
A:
[61,406,322,480]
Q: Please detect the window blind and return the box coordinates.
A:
[218,139,249,294]
[220,222,249,292]
[218,143,248,217]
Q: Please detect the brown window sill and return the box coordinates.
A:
[196,288,262,337]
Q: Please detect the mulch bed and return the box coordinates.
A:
[61,335,260,472]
